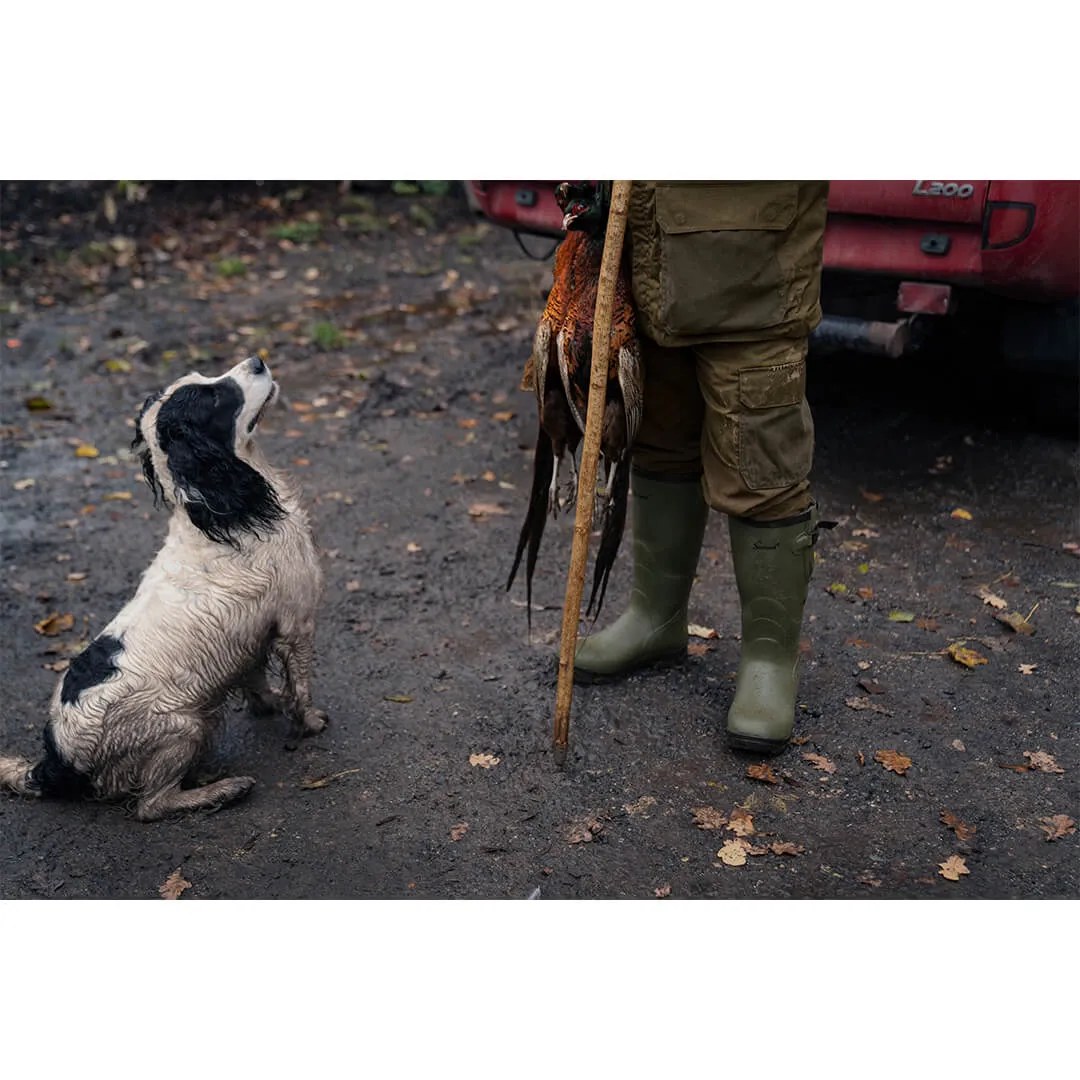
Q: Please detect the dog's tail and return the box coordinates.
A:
[0,756,40,797]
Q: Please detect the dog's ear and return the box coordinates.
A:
[155,383,284,545]
[132,393,165,507]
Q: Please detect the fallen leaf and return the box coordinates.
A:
[300,768,363,789]
[947,643,988,668]
[1018,663,1037,675]
[746,763,779,785]
[951,739,966,751]
[998,763,1030,773]
[940,811,977,842]
[951,508,973,521]
[469,752,500,769]
[691,807,727,831]
[345,580,361,592]
[1023,750,1064,774]
[6,338,21,348]
[996,611,1035,635]
[468,502,509,519]
[384,694,413,704]
[977,587,1008,610]
[938,855,970,881]
[857,587,874,599]
[1037,815,1076,841]
[770,841,804,856]
[654,884,671,898]
[105,358,132,373]
[717,840,748,866]
[687,641,712,657]
[623,795,658,817]
[726,807,755,836]
[858,678,886,695]
[827,582,848,596]
[566,817,604,844]
[845,696,891,715]
[66,572,87,582]
[14,478,35,491]
[34,612,75,636]
[860,489,884,502]
[916,618,940,632]
[888,610,915,622]
[25,396,54,411]
[875,749,912,776]
[74,444,99,458]
[857,750,866,766]
[458,418,479,429]
[159,869,191,900]
[491,411,515,423]
[803,752,837,774]
[103,491,132,501]
[450,823,469,842]
[43,660,70,672]
[851,528,880,538]
[406,542,422,553]
[687,624,718,639]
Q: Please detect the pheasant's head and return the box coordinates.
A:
[555,182,606,235]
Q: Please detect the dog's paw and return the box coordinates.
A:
[302,708,329,735]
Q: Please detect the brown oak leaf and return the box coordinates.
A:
[845,696,892,715]
[940,811,977,842]
[623,795,658,817]
[158,869,191,900]
[726,807,756,836]
[566,817,604,844]
[1037,815,1077,841]
[1023,751,1064,774]
[803,752,837,774]
[687,641,712,657]
[450,823,469,841]
[875,749,912,776]
[717,840,748,866]
[938,855,970,881]
[770,841,804,856]
[654,884,672,898]
[746,762,779,785]
[691,807,727,831]
[469,752,500,769]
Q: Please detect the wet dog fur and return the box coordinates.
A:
[0,356,327,820]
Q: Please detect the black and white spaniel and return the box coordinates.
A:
[0,356,327,820]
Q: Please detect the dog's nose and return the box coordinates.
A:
[248,355,266,375]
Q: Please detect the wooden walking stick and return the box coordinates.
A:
[552,180,633,768]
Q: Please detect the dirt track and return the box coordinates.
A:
[1,182,1076,899]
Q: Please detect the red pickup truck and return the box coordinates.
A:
[465,181,1079,379]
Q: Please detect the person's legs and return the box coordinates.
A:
[694,336,819,751]
[574,338,709,680]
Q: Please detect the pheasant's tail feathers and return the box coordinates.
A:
[586,456,631,620]
[0,755,39,796]
[507,429,556,635]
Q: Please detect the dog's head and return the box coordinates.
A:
[132,356,285,545]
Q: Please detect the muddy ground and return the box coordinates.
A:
[1,181,1076,899]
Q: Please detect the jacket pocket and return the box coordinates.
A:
[648,182,798,338]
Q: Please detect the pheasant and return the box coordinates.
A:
[507,182,644,629]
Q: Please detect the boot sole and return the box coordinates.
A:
[727,731,790,756]
[566,649,686,686]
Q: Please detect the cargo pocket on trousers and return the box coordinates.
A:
[652,182,798,338]
[737,361,813,490]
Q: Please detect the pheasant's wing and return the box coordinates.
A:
[556,322,591,438]
[528,319,551,401]
[616,337,644,450]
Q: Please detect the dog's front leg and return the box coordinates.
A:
[275,627,328,738]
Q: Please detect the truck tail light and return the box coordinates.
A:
[982,201,1036,250]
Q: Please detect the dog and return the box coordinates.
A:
[0,356,327,821]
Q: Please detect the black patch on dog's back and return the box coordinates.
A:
[28,722,95,800]
[61,633,124,706]
[155,380,285,545]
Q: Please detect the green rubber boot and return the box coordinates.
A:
[726,504,819,754]
[574,472,709,682]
